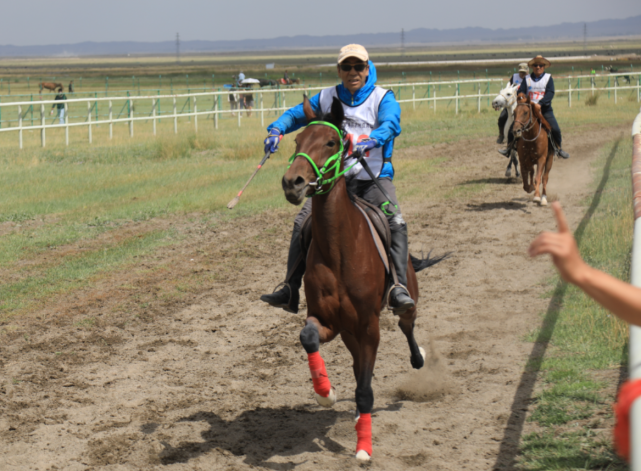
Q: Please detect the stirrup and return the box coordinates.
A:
[271,282,291,300]
[386,283,413,314]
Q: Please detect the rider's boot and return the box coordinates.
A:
[497,148,509,157]
[557,149,570,159]
[260,228,305,313]
[389,225,416,314]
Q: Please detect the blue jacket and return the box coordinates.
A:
[518,72,555,112]
[267,61,401,179]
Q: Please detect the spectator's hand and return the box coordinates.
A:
[353,138,377,157]
[528,202,587,284]
[264,128,281,154]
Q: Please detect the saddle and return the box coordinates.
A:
[300,195,393,276]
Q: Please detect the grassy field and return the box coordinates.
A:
[517,138,633,470]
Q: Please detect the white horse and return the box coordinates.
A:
[492,83,520,178]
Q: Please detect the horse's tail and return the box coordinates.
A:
[410,250,452,273]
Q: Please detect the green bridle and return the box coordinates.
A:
[287,121,356,196]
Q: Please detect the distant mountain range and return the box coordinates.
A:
[1,15,640,57]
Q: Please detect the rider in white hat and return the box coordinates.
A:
[497,63,529,145]
[516,55,569,159]
[260,44,414,315]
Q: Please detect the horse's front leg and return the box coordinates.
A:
[540,149,555,206]
[353,320,380,461]
[532,159,545,204]
[300,317,339,407]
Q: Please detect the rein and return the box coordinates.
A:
[288,121,356,196]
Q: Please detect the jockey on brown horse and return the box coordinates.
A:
[260,44,415,315]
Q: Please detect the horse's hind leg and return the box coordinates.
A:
[300,318,338,407]
[541,151,554,206]
[398,308,426,369]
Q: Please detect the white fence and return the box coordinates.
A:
[0,74,639,149]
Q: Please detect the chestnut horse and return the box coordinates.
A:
[513,93,554,206]
[39,82,63,93]
[282,96,443,461]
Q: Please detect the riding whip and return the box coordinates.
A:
[227,146,278,210]
[352,151,398,215]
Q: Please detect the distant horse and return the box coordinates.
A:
[282,95,445,460]
[39,82,63,93]
[278,78,301,85]
[492,83,520,178]
[259,79,277,87]
[513,93,554,206]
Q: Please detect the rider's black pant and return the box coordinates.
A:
[541,109,562,146]
[498,108,508,135]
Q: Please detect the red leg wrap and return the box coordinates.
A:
[307,351,331,397]
[355,413,372,456]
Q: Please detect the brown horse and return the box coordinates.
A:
[513,93,554,206]
[278,78,301,85]
[282,95,443,461]
[39,82,63,93]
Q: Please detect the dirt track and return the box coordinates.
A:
[0,125,627,470]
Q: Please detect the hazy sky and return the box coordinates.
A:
[2,0,641,46]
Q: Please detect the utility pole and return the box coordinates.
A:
[583,23,587,52]
[176,33,180,64]
[401,28,405,56]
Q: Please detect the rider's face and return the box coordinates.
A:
[337,57,369,94]
[532,64,546,76]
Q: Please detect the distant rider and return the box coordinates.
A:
[504,55,569,159]
[497,62,528,145]
[259,44,414,314]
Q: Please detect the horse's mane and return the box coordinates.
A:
[517,93,551,133]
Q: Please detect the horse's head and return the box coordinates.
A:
[492,83,519,111]
[282,95,345,205]
[512,93,533,138]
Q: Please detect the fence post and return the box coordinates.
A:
[152,98,157,136]
[260,92,264,127]
[577,78,581,101]
[477,84,481,113]
[214,93,218,130]
[608,76,611,100]
[18,104,22,149]
[65,102,69,146]
[455,84,459,115]
[109,100,113,139]
[40,102,45,148]
[88,100,92,144]
[568,80,572,108]
[95,92,98,121]
[614,78,618,104]
[194,96,198,133]
[433,90,437,112]
[173,96,177,134]
[129,97,134,137]
[412,85,415,111]
[30,95,33,126]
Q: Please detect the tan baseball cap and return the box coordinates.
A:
[518,63,529,73]
[337,44,369,64]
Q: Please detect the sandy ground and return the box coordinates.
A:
[0,125,628,470]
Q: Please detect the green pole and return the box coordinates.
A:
[186,74,189,89]
[212,74,215,87]
[187,89,191,121]
[132,76,135,91]
[127,90,130,115]
[27,77,30,90]
[157,90,161,115]
[159,75,162,90]
[106,76,109,94]
[30,94,33,126]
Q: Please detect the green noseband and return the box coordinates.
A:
[287,121,356,196]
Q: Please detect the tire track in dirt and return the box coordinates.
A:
[0,125,627,470]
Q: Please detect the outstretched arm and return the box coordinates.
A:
[529,202,641,327]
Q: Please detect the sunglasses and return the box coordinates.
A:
[340,63,367,72]
[532,64,546,68]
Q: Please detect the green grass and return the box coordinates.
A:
[517,138,633,470]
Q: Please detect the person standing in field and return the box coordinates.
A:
[237,71,245,87]
[515,55,570,159]
[497,62,528,145]
[50,88,67,124]
[260,44,414,315]
[242,85,254,117]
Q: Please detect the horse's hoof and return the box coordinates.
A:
[540,196,548,206]
[533,196,541,203]
[355,450,371,461]
[419,347,426,361]
[315,387,337,408]
[516,170,521,177]
[505,168,511,178]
